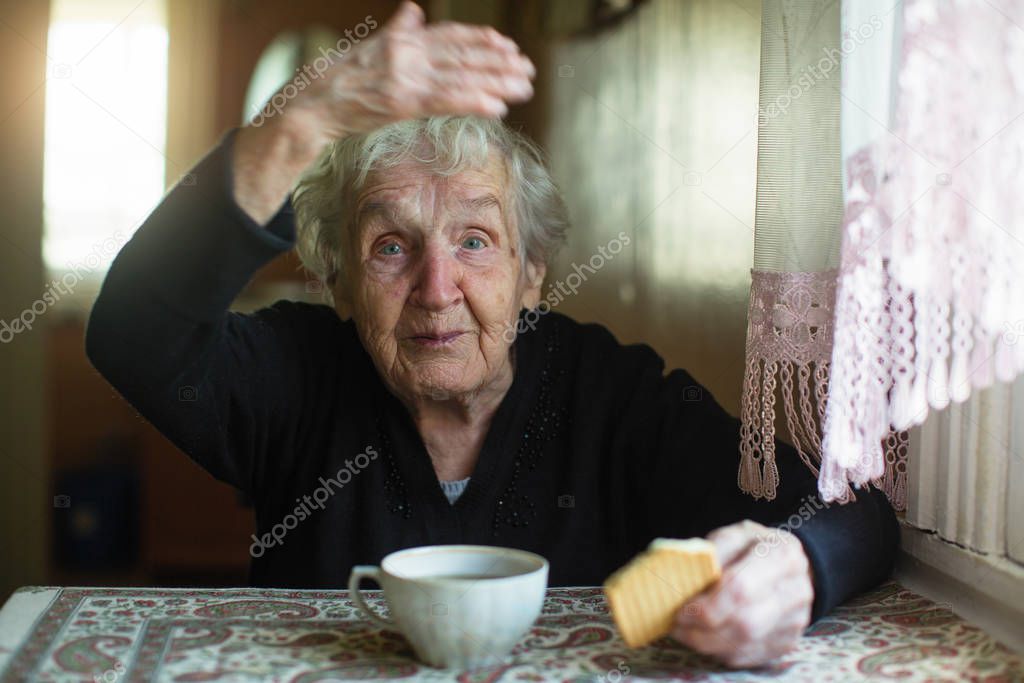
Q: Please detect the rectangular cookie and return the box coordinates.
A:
[603,538,721,648]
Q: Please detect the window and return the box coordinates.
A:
[43,0,168,305]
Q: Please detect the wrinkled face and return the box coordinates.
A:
[335,152,545,404]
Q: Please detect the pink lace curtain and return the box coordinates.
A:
[740,0,1024,510]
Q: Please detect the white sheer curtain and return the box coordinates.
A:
[739,0,845,502]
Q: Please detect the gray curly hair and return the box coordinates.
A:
[292,116,570,299]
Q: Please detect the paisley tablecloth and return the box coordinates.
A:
[0,581,1020,682]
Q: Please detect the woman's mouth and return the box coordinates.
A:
[409,331,465,347]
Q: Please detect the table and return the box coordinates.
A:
[0,581,1020,681]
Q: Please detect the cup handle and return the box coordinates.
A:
[347,565,395,629]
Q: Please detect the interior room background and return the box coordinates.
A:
[0,0,760,594]
[1,1,1019,651]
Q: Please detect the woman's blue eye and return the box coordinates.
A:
[462,236,486,250]
[379,243,402,256]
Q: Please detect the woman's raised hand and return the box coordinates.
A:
[284,0,536,144]
[232,1,535,225]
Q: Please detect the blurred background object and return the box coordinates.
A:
[53,453,139,573]
[0,0,761,600]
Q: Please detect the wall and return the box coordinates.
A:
[0,0,49,599]
[542,0,761,413]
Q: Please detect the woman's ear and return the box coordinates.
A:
[519,260,547,309]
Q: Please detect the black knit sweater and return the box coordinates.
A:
[85,130,899,621]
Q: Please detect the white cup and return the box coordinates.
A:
[348,545,549,668]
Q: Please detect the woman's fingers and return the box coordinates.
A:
[417,60,533,118]
[380,6,534,118]
[384,0,425,32]
[428,21,519,53]
[287,0,536,136]
[431,68,533,102]
[707,519,763,566]
[429,44,534,77]
[682,542,792,629]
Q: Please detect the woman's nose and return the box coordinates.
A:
[411,245,463,311]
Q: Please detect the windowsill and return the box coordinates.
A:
[895,522,1024,655]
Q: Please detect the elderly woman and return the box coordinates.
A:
[86,1,897,669]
